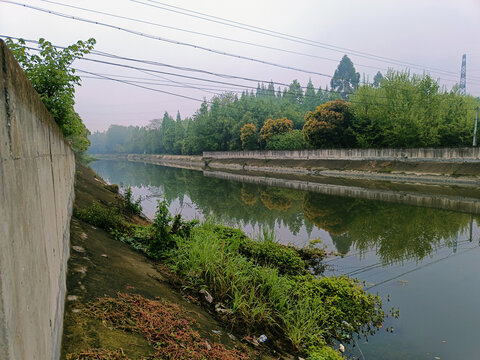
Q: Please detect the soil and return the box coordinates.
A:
[61,163,287,360]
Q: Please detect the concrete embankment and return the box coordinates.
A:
[204,149,480,186]
[0,40,75,360]
[101,148,480,186]
[96,153,203,170]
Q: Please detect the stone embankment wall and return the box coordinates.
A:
[0,40,75,359]
[204,148,480,162]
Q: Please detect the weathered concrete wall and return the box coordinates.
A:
[0,40,75,359]
[204,147,480,162]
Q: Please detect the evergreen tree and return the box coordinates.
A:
[373,71,384,88]
[330,55,360,99]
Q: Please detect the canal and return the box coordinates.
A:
[91,159,480,360]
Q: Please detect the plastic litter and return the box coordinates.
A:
[257,334,267,343]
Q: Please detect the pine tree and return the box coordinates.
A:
[330,55,360,99]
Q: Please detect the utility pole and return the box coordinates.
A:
[460,54,467,96]
[474,107,479,147]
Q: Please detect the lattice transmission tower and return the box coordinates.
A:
[460,54,466,95]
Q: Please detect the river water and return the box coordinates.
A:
[91,159,480,360]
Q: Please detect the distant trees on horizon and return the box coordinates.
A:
[89,56,480,155]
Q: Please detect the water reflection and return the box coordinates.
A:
[91,159,480,360]
[91,160,479,265]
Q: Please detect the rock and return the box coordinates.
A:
[72,246,85,253]
[212,329,222,335]
[199,289,213,303]
[101,254,108,258]
[215,303,234,315]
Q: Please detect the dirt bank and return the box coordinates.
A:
[61,163,284,359]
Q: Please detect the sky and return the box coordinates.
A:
[1,0,479,132]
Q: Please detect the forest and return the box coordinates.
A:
[89,56,480,155]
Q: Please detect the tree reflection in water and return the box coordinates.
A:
[92,160,478,265]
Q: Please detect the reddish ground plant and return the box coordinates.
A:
[86,293,248,360]
[66,348,129,359]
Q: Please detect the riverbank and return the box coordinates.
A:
[94,148,480,187]
[62,162,283,360]
[63,162,389,359]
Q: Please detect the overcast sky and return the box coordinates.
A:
[1,0,479,132]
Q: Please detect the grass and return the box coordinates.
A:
[74,202,127,233]
[75,194,387,360]
[166,219,385,359]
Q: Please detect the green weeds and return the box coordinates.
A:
[122,186,142,215]
[74,203,127,233]
[166,219,384,358]
[86,199,387,360]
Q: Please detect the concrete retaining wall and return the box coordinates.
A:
[204,147,480,162]
[0,40,75,359]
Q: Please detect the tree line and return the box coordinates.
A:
[5,37,479,156]
[90,66,479,155]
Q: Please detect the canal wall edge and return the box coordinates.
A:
[0,40,75,359]
[203,148,480,162]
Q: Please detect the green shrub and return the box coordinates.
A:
[139,200,198,259]
[123,186,142,215]
[307,346,343,360]
[265,130,308,150]
[168,221,385,356]
[239,237,307,276]
[74,202,126,233]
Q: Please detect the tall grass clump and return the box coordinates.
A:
[167,220,385,359]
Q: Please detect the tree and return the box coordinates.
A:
[6,37,95,154]
[240,123,259,150]
[304,79,317,111]
[260,117,293,144]
[350,70,479,148]
[302,100,356,148]
[330,55,360,99]
[286,79,303,104]
[265,130,307,150]
[372,71,384,88]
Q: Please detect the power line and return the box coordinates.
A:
[5,37,479,108]
[77,68,204,102]
[31,0,388,73]
[132,0,480,82]
[2,1,333,78]
[76,71,245,93]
